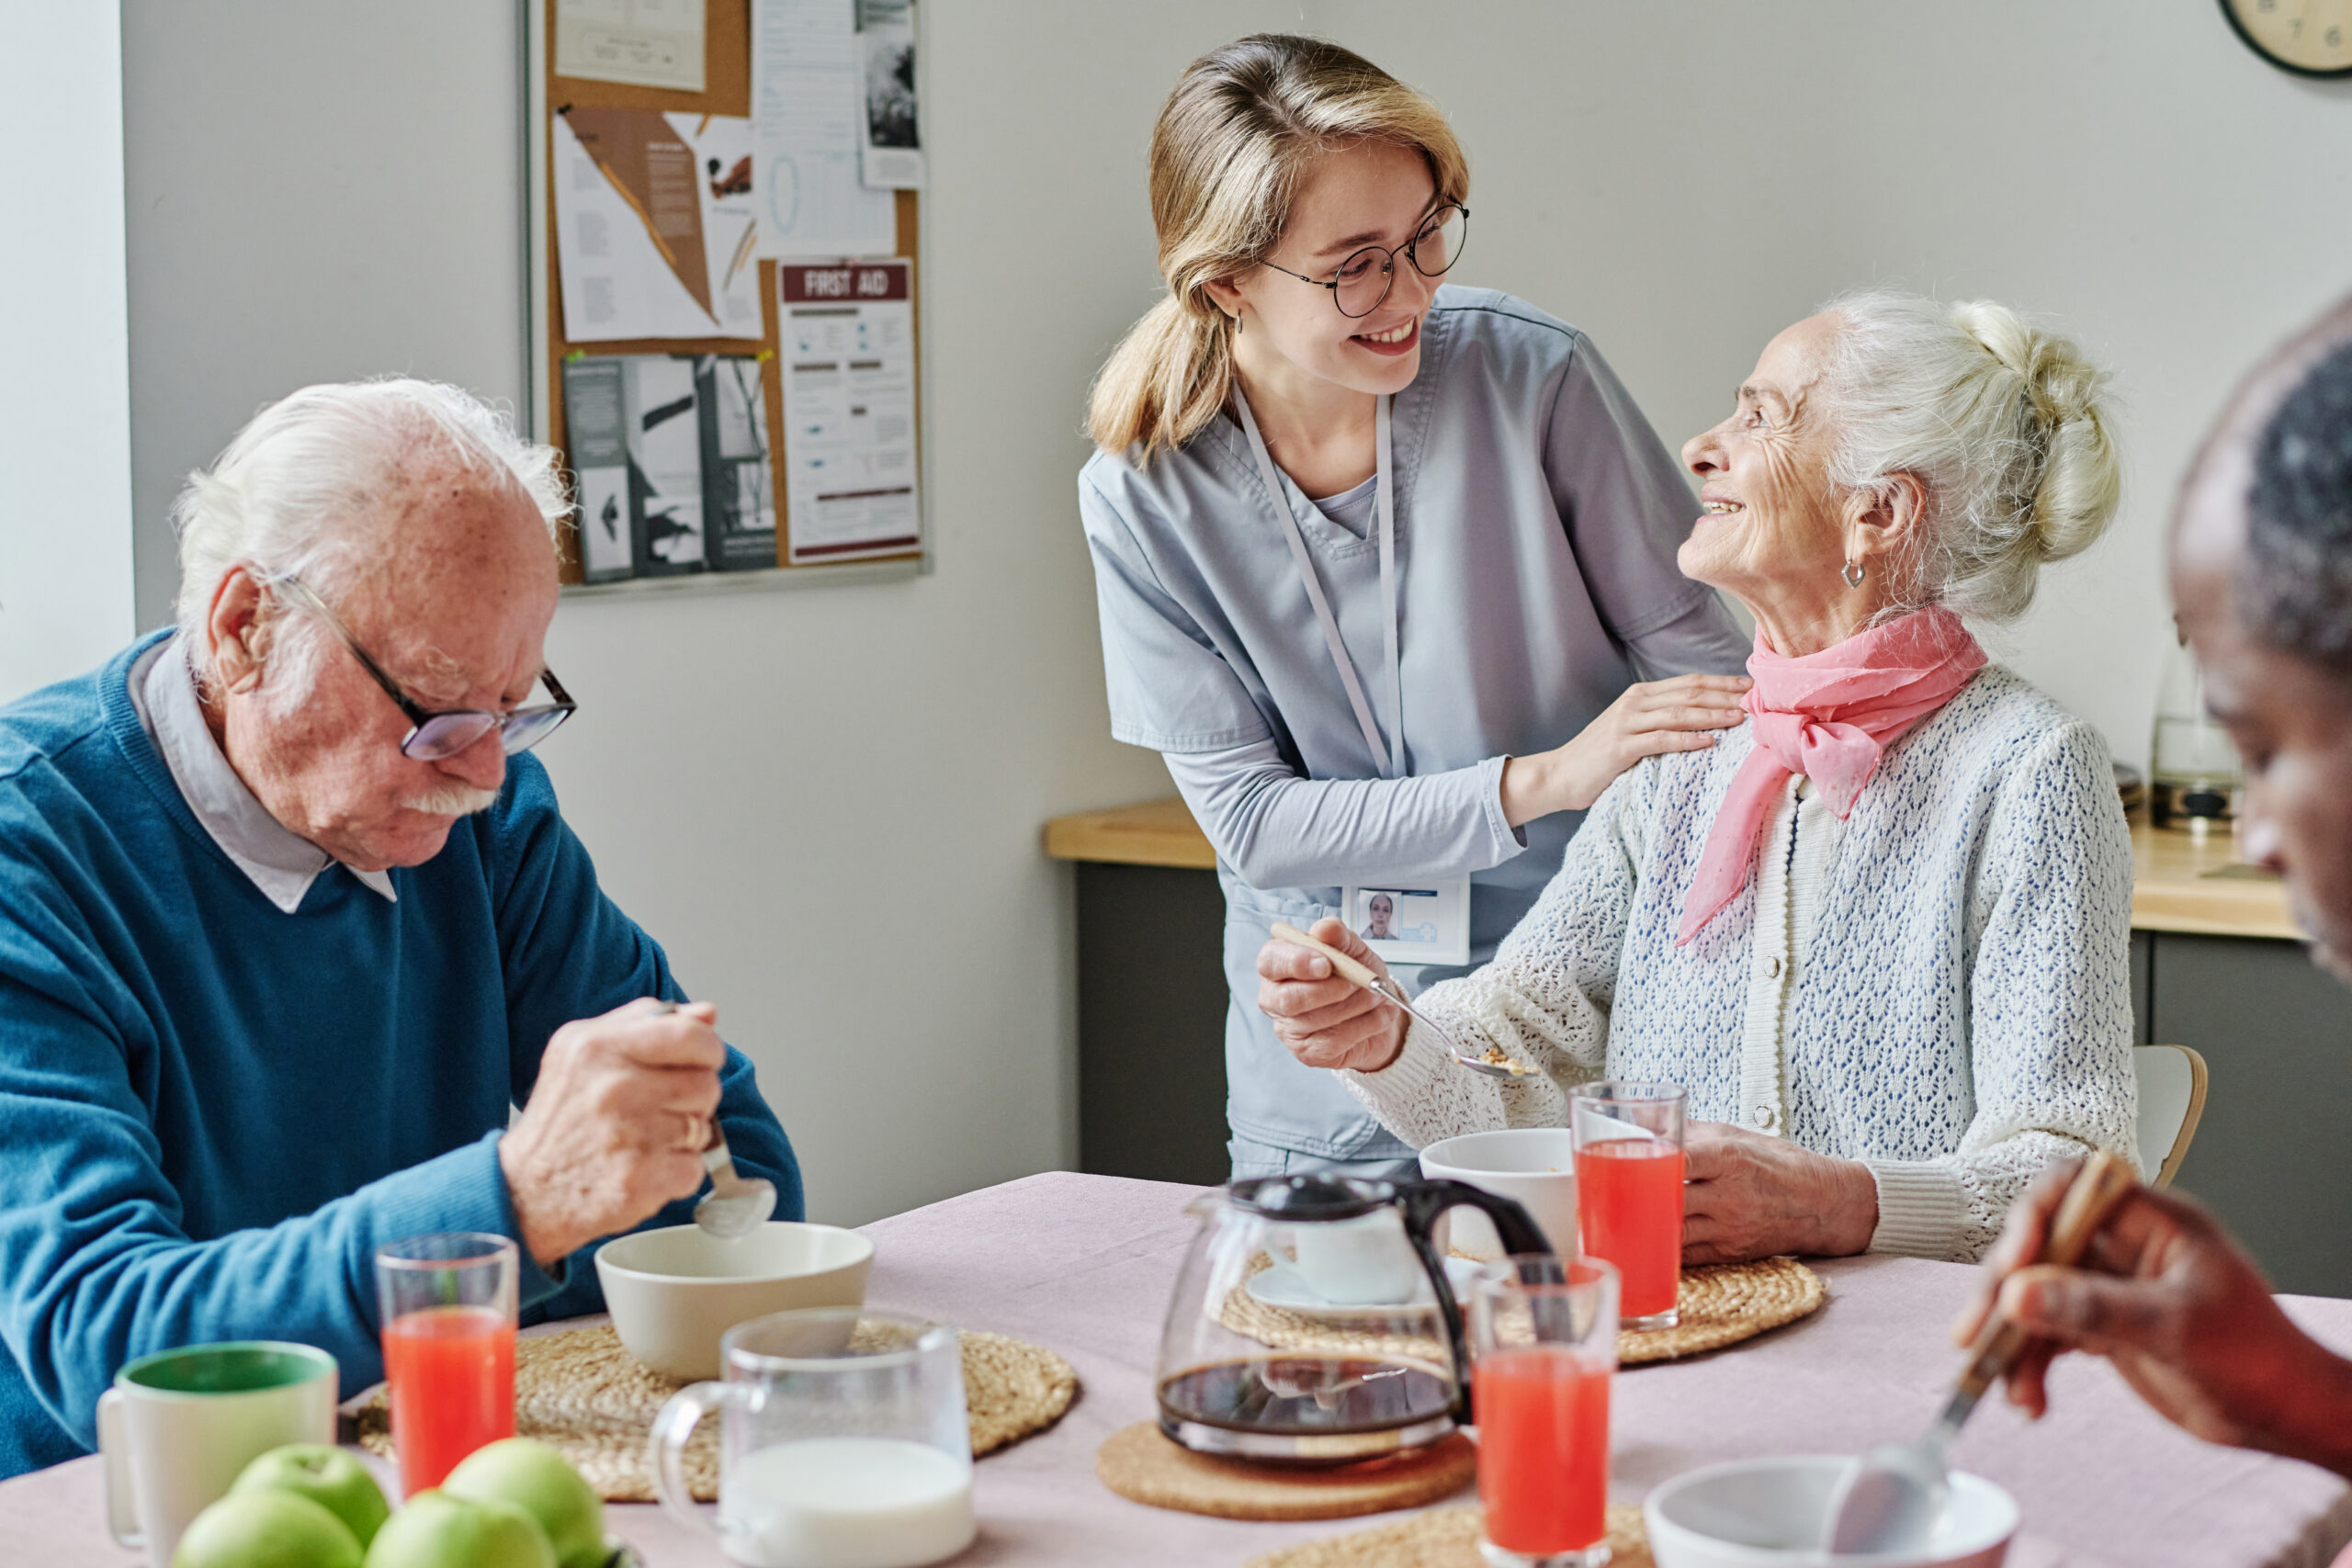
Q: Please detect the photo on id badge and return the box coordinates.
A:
[1343,880,1469,966]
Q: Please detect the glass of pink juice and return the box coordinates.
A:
[1470,1256,1620,1567]
[1569,1082,1687,1330]
[375,1234,518,1496]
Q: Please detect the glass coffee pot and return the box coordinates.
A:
[1154,1174,1553,1464]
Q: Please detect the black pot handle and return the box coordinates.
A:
[1394,1178,1558,1424]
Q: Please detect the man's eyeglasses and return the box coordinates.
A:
[1260,203,1470,320]
[273,577,576,761]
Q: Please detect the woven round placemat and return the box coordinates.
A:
[356,1321,1076,1502]
[1243,1503,1652,1568]
[1215,1253,1823,1368]
[1095,1422,1476,1522]
[1619,1256,1824,1364]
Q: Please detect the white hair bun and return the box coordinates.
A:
[1825,290,2122,623]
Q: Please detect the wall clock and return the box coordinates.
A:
[2221,0,2352,76]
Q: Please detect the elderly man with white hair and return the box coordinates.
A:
[0,378,799,1476]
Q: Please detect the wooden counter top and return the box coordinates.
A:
[1045,797,2303,942]
[1042,795,1217,870]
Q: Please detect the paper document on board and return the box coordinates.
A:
[778,259,920,562]
[555,108,763,343]
[554,0,707,92]
[750,0,898,256]
[855,0,924,188]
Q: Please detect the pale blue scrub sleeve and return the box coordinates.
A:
[1165,739,1522,890]
[1544,341,1751,680]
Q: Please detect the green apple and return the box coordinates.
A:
[361,1489,554,1568]
[233,1443,393,1548]
[173,1487,362,1568]
[442,1438,605,1568]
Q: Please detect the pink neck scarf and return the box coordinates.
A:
[1675,604,1987,945]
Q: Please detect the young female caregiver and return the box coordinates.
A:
[1079,34,1750,1179]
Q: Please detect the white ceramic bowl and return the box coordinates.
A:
[1645,1456,2018,1568]
[595,1222,873,1381]
[1419,1127,1579,1260]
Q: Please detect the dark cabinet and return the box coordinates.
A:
[2139,930,2352,1297]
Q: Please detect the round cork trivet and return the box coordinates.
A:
[1095,1423,1476,1522]
[1243,1503,1652,1568]
[356,1320,1077,1502]
[1216,1253,1823,1368]
[1619,1256,1825,1365]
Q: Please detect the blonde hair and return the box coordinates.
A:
[1085,35,1468,463]
[1819,290,2121,624]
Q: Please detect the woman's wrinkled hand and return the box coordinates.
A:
[1952,1164,2352,1476]
[1256,918,1408,1073]
[1501,673,1751,824]
[1680,1121,1879,1263]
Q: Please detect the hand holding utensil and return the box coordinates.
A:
[1823,1150,2140,1554]
[647,1000,776,1238]
[1266,922,1531,1080]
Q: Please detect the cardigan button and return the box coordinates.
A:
[1750,1104,1777,1130]
[1763,955,1784,979]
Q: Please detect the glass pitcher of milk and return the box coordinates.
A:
[652,1307,975,1568]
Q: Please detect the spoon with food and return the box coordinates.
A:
[1267,922,1533,1081]
[648,1001,776,1238]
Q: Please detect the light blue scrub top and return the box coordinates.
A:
[1079,288,1747,1164]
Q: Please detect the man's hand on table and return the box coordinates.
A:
[1681,1122,1878,1264]
[1258,919,1408,1073]
[499,998,726,1268]
[1958,1164,2352,1481]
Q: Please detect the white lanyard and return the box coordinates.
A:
[1233,388,1405,781]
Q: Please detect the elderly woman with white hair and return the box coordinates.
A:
[1260,293,2137,1267]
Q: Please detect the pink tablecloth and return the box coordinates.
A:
[6,1170,2350,1565]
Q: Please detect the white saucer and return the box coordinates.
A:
[1246,1256,1484,1320]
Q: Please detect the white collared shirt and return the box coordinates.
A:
[130,637,397,915]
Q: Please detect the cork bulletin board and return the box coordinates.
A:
[524,0,925,592]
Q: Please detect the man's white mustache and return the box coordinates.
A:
[403,782,500,816]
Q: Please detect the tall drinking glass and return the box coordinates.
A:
[375,1233,518,1497]
[1568,1082,1687,1330]
[1470,1256,1619,1568]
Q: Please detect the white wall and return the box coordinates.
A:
[0,1,134,701]
[118,2,2352,1224]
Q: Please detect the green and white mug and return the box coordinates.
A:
[96,1341,339,1568]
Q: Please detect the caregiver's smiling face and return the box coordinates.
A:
[1678,314,1851,613]
[1211,138,1443,400]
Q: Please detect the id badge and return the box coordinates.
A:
[1340,877,1472,967]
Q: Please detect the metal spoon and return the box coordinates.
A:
[1267,922,1532,1081]
[649,1001,777,1238]
[1823,1150,2139,1554]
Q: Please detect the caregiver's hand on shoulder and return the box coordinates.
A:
[1500,673,1750,825]
[1681,1121,1877,1264]
[1952,1166,2352,1476]
[499,998,727,1267]
[1257,918,1407,1073]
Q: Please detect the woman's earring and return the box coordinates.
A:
[1841,558,1866,588]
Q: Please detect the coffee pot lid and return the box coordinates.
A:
[1227,1173,1396,1222]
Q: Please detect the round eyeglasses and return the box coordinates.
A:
[1261,203,1469,320]
[273,577,576,761]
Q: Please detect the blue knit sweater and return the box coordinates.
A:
[0,632,802,1475]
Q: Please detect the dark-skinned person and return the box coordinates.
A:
[1959,296,2352,1484]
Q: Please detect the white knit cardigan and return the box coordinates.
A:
[1340,666,2139,1263]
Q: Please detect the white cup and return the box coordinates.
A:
[1284,1208,1424,1305]
[97,1340,340,1568]
[1419,1128,1580,1261]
